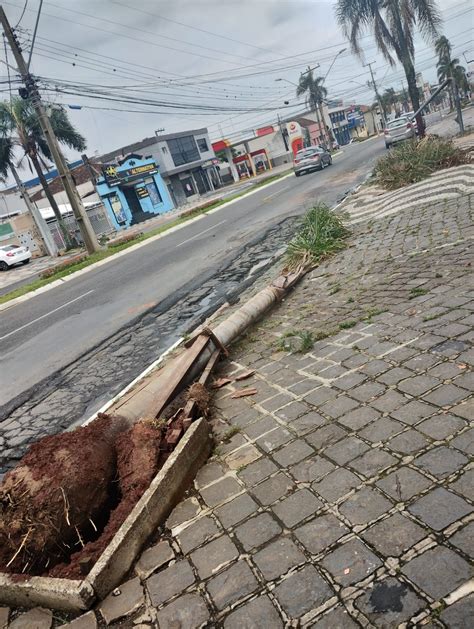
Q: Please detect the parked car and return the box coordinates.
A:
[0,244,31,271]
[384,116,416,148]
[405,111,426,135]
[294,146,332,176]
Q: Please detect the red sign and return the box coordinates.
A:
[256,125,274,137]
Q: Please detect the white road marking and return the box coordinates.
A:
[175,219,227,248]
[0,290,95,341]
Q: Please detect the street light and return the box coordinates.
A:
[323,48,347,83]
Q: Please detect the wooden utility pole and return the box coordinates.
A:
[364,62,386,127]
[0,6,100,253]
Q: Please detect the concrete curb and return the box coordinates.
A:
[0,418,211,611]
[0,171,293,314]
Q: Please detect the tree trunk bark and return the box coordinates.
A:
[29,154,74,249]
[404,60,425,137]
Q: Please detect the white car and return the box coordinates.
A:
[0,244,32,271]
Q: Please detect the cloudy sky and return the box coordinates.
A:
[1,0,471,167]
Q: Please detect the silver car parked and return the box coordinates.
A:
[384,116,416,149]
[294,146,332,176]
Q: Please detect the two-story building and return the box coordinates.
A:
[100,128,221,208]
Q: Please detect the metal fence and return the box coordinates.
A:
[47,203,116,249]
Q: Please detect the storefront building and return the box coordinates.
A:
[96,155,174,229]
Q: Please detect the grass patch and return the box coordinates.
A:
[276,329,315,353]
[285,202,349,271]
[221,426,241,443]
[374,137,466,190]
[409,287,429,299]
[0,173,292,306]
[329,283,341,295]
[339,320,357,329]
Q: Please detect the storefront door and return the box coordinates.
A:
[123,187,143,216]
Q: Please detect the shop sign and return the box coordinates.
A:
[102,162,158,186]
[136,186,149,199]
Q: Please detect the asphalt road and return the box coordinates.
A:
[0,137,384,410]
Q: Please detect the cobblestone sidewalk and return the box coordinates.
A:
[4,185,473,627]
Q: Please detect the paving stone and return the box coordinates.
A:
[295,513,349,555]
[215,493,259,528]
[290,455,336,483]
[309,605,359,628]
[423,384,469,407]
[338,406,381,430]
[450,427,474,454]
[260,392,295,412]
[273,565,333,619]
[371,390,407,413]
[321,538,382,586]
[428,362,465,381]
[377,367,414,386]
[313,468,361,503]
[359,416,404,443]
[207,560,259,610]
[304,386,338,407]
[135,540,174,579]
[147,560,195,607]
[376,466,432,502]
[387,429,429,454]
[402,546,471,599]
[320,394,359,418]
[238,457,278,486]
[291,411,327,435]
[413,446,468,479]
[243,415,278,439]
[273,439,314,467]
[223,595,283,628]
[99,578,144,624]
[234,512,282,550]
[354,577,425,627]
[251,472,295,505]
[350,448,398,478]
[272,488,323,527]
[408,487,472,531]
[166,497,200,529]
[275,401,309,422]
[324,436,370,465]
[360,359,391,376]
[156,593,210,629]
[339,486,393,526]
[218,433,247,455]
[9,608,52,629]
[225,444,261,470]
[200,476,242,507]
[177,516,221,554]
[194,461,226,489]
[305,424,348,450]
[333,372,367,390]
[256,426,293,452]
[440,594,474,629]
[397,375,440,396]
[417,414,465,440]
[253,537,306,580]
[190,535,239,579]
[350,382,387,402]
[449,522,474,556]
[391,399,436,425]
[61,611,97,629]
[362,512,426,557]
[450,469,474,501]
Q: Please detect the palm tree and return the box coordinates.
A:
[436,36,469,104]
[296,69,329,146]
[0,97,87,248]
[381,87,398,115]
[335,0,441,136]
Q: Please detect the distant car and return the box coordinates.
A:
[294,146,332,176]
[384,116,416,148]
[0,244,32,271]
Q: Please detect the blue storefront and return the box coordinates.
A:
[96,155,174,230]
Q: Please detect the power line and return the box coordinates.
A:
[13,0,27,28]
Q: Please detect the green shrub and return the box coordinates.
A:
[374,137,465,190]
[285,203,349,270]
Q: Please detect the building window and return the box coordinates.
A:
[197,137,208,153]
[107,193,126,224]
[168,136,200,167]
[145,180,163,206]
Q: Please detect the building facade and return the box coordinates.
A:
[99,128,221,208]
[96,155,174,229]
[327,107,351,146]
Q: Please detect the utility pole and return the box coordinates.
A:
[0,6,100,254]
[452,78,465,134]
[10,164,58,257]
[277,113,289,152]
[364,62,386,128]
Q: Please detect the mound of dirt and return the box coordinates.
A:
[49,420,163,579]
[0,415,121,575]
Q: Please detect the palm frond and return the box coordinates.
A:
[413,0,441,41]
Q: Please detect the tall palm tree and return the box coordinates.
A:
[436,36,469,102]
[0,97,86,248]
[381,87,398,115]
[335,0,441,136]
[296,69,329,146]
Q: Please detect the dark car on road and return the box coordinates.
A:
[294,146,332,176]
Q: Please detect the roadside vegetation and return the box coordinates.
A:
[285,202,350,271]
[374,137,466,191]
